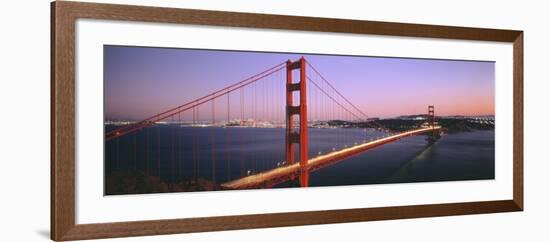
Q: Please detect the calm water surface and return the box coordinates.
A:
[105,126,494,188]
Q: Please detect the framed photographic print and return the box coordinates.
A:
[51,1,523,241]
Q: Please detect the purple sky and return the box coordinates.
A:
[104,45,494,120]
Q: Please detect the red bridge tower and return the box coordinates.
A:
[286,57,309,187]
[428,105,436,141]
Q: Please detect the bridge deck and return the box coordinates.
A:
[221,126,442,189]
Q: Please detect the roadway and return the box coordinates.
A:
[221,126,442,189]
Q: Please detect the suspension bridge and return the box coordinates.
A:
[105,57,441,190]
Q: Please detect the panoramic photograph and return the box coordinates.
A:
[104,45,495,195]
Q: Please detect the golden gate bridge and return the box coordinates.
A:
[105,57,441,189]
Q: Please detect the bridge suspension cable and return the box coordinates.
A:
[105,57,416,193]
[106,61,287,141]
[306,60,390,132]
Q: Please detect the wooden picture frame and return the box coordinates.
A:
[51,1,523,241]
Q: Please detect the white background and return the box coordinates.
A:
[0,0,548,241]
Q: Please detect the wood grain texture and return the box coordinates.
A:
[59,200,520,241]
[51,1,77,240]
[51,1,524,241]
[513,33,524,210]
[51,3,75,239]
[50,2,56,238]
[56,1,522,42]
